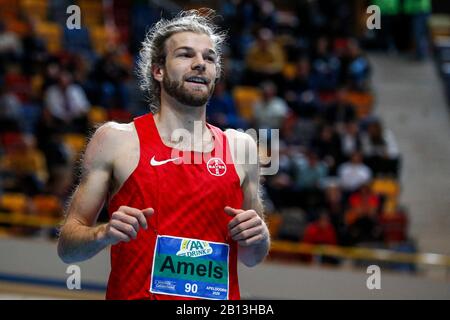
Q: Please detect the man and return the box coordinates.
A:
[57,9,270,300]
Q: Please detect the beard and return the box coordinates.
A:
[162,72,215,107]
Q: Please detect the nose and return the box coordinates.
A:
[192,54,206,72]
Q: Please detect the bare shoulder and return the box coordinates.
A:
[224,129,257,148]
[83,121,137,171]
[224,129,258,161]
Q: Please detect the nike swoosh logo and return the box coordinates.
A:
[150,156,182,166]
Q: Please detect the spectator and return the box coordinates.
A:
[281,57,320,118]
[338,150,372,193]
[311,36,341,92]
[403,0,431,60]
[302,211,339,264]
[244,28,285,86]
[371,0,401,52]
[361,118,400,177]
[341,39,371,90]
[91,48,130,108]
[252,81,289,130]
[340,120,363,160]
[44,70,90,133]
[322,86,356,127]
[311,124,343,174]
[322,181,347,242]
[0,86,23,133]
[207,81,247,130]
[345,183,380,226]
[292,150,328,191]
[0,22,23,74]
[0,134,48,195]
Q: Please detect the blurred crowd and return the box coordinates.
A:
[0,0,427,260]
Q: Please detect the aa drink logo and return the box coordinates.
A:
[176,239,213,258]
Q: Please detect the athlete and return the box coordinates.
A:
[57,9,270,300]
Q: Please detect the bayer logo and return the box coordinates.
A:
[206,158,227,177]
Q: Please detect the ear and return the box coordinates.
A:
[152,64,164,83]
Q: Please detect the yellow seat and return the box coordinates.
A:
[35,22,61,53]
[90,26,109,55]
[266,214,282,239]
[63,133,87,155]
[371,178,400,214]
[88,106,108,126]
[371,178,400,198]
[20,0,48,21]
[345,91,374,119]
[232,86,262,121]
[0,193,28,213]
[32,194,62,217]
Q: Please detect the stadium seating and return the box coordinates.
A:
[232,86,262,121]
[0,193,28,213]
[35,21,61,54]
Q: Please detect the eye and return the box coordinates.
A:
[205,56,216,63]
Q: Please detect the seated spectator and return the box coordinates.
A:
[281,57,321,118]
[21,19,48,75]
[252,81,289,131]
[338,150,372,193]
[345,183,380,226]
[322,181,347,242]
[322,86,356,127]
[311,36,341,92]
[292,150,328,191]
[0,22,23,73]
[340,120,363,160]
[0,134,48,195]
[243,28,285,86]
[44,70,90,133]
[341,39,371,91]
[302,211,339,264]
[311,124,343,174]
[290,150,328,212]
[91,48,130,109]
[0,86,23,133]
[207,81,247,130]
[361,118,400,177]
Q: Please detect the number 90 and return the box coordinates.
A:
[185,283,198,293]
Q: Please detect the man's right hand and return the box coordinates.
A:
[102,206,154,245]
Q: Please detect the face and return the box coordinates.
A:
[155,32,218,107]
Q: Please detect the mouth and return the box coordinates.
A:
[184,76,209,86]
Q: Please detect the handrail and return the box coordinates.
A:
[1,213,450,268]
[270,241,450,268]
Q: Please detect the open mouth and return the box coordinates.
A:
[184,76,209,86]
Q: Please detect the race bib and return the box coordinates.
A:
[150,235,229,300]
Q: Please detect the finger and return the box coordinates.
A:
[238,234,265,247]
[229,218,262,238]
[227,211,256,230]
[112,212,140,233]
[119,206,148,230]
[232,226,264,242]
[142,208,155,217]
[224,206,244,217]
[108,228,131,244]
[110,219,137,239]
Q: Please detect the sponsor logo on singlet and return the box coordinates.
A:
[206,157,227,176]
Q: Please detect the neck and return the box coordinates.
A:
[153,93,213,150]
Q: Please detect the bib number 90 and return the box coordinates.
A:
[185,283,198,293]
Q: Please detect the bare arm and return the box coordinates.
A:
[224,131,270,267]
[57,123,152,263]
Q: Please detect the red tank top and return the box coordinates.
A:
[105,113,243,300]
